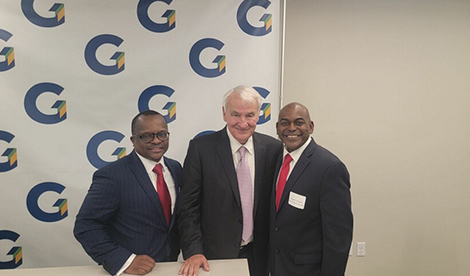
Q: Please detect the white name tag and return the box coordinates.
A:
[288,192,306,210]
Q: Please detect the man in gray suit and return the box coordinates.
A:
[74,110,181,275]
[270,102,353,276]
[177,85,282,276]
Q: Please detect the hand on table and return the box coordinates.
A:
[178,254,210,276]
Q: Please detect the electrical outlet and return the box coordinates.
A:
[357,242,365,257]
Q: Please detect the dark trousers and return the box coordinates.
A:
[239,243,255,276]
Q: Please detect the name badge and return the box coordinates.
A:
[288,192,306,210]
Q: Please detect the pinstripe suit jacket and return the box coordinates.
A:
[74,150,181,275]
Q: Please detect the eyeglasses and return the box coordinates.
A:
[134,131,170,143]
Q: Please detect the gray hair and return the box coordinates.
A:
[222,85,262,111]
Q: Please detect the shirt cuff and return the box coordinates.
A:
[115,253,136,276]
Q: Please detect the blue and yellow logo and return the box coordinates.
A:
[0,131,17,173]
[26,182,68,223]
[237,0,272,36]
[85,34,125,75]
[138,85,176,123]
[189,38,226,78]
[24,82,66,124]
[87,131,126,169]
[0,230,22,269]
[253,86,271,124]
[21,0,65,28]
[137,0,176,32]
[0,29,15,72]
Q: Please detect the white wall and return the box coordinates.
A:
[283,1,470,275]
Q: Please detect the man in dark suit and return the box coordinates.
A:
[74,110,182,275]
[270,102,353,276]
[177,85,282,276]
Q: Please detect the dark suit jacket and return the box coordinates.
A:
[74,150,182,275]
[270,139,353,276]
[177,128,282,276]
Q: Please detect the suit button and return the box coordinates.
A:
[275,249,280,254]
[274,226,279,232]
[239,219,243,224]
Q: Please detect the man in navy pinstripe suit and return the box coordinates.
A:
[74,110,182,275]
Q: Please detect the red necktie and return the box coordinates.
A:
[276,154,293,212]
[153,164,171,226]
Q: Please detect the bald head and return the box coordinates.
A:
[279,102,312,121]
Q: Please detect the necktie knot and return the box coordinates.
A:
[283,154,293,166]
[238,146,246,159]
[153,163,163,175]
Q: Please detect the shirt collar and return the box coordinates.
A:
[283,137,312,162]
[226,127,254,156]
[135,151,165,174]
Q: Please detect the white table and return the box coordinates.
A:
[0,259,249,276]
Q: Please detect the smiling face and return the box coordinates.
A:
[223,94,259,144]
[131,114,168,162]
[276,103,314,152]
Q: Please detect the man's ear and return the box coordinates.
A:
[222,106,227,122]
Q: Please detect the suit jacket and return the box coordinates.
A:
[270,139,353,276]
[74,150,182,275]
[177,127,282,276]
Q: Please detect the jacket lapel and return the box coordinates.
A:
[272,151,283,214]
[216,128,241,206]
[164,158,179,229]
[278,140,317,212]
[253,133,267,216]
[128,150,168,228]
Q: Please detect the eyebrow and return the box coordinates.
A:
[279,117,305,121]
[232,111,256,115]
